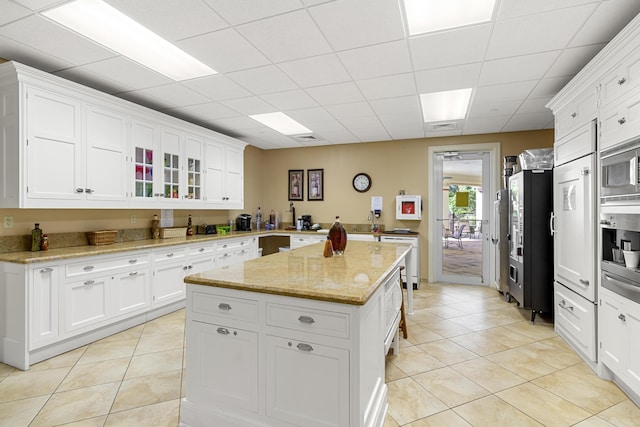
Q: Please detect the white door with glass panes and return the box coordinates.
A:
[132,118,161,204]
[85,105,128,204]
[25,86,83,202]
[184,134,203,203]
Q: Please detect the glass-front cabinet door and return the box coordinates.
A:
[131,119,160,204]
[161,128,182,201]
[185,134,203,202]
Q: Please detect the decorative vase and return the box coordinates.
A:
[328,216,347,255]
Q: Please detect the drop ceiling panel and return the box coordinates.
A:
[237,10,332,63]
[369,96,422,117]
[337,40,412,80]
[463,115,511,135]
[12,0,65,11]
[211,116,266,131]
[478,51,561,86]
[182,74,252,101]
[0,15,116,66]
[308,0,405,51]
[473,81,537,104]
[415,63,483,93]
[202,0,303,26]
[496,0,597,20]
[409,24,493,71]
[0,35,72,72]
[486,6,595,60]
[227,65,298,95]
[261,90,319,111]
[530,77,573,98]
[286,107,335,124]
[105,0,228,42]
[545,44,607,78]
[517,97,554,114]
[569,0,640,47]
[176,28,270,73]
[357,74,417,100]
[221,96,278,116]
[503,111,554,132]
[64,57,172,91]
[305,82,365,105]
[54,67,131,94]
[278,54,351,88]
[325,102,374,120]
[0,0,31,25]
[468,99,521,118]
[135,84,212,108]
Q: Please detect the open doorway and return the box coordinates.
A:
[428,143,499,286]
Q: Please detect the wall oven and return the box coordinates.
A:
[601,140,640,203]
[601,213,640,302]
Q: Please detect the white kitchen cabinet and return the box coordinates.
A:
[290,234,326,249]
[265,334,349,427]
[29,264,59,349]
[554,120,597,167]
[554,282,596,362]
[84,104,129,204]
[131,117,161,204]
[203,139,244,209]
[187,243,216,275]
[381,235,420,288]
[25,85,83,204]
[599,85,640,151]
[600,285,640,398]
[216,237,257,267]
[554,85,598,141]
[62,274,111,333]
[599,44,640,109]
[184,134,203,203]
[113,269,151,317]
[152,248,187,306]
[160,126,183,203]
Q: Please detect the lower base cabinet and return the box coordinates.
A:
[600,287,640,399]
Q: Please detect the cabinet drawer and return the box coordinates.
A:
[266,303,350,339]
[191,291,258,324]
[188,244,215,257]
[554,282,596,362]
[554,120,596,167]
[66,253,149,278]
[217,239,250,253]
[153,248,186,263]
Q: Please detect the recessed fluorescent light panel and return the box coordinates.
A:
[420,88,473,122]
[249,112,312,136]
[403,0,496,35]
[43,0,216,81]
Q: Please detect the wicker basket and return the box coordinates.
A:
[87,230,117,246]
[159,227,187,239]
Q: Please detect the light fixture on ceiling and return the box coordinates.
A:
[43,0,216,81]
[420,88,472,122]
[403,0,497,35]
[249,112,313,136]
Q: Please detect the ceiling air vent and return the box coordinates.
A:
[430,122,457,131]
[291,133,322,142]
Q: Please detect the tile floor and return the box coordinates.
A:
[1,283,639,426]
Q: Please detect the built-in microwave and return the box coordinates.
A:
[396,195,422,220]
[601,141,640,203]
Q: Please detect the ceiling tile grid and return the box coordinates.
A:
[0,0,639,149]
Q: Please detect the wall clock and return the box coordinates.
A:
[352,173,372,193]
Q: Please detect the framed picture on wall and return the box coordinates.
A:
[288,169,303,201]
[307,169,324,201]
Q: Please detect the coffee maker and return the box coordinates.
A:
[301,215,312,230]
[236,214,252,231]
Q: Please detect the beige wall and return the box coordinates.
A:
[0,130,553,279]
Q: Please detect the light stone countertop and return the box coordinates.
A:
[184,240,411,305]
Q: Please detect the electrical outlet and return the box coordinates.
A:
[130,214,136,224]
[3,216,14,228]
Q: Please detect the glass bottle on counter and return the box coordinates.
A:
[328,216,347,255]
[31,223,43,251]
[152,214,160,239]
[40,234,48,251]
[323,236,334,258]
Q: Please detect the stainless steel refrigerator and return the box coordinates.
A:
[508,169,554,322]
[491,189,509,296]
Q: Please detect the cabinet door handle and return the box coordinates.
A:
[75,188,84,193]
[218,303,232,311]
[570,112,577,118]
[216,327,230,335]
[129,259,137,264]
[129,271,138,276]
[618,313,626,322]
[222,244,228,248]
[298,315,315,324]
[579,279,589,286]
[618,77,627,85]
[83,265,95,271]
[199,248,205,252]
[297,343,314,352]
[618,117,626,125]
[188,265,193,269]
[558,299,574,311]
[40,267,54,273]
[240,241,245,246]
[183,266,188,270]
[85,188,93,194]
[166,253,174,258]
[83,280,95,285]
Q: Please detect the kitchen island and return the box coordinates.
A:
[180,240,412,427]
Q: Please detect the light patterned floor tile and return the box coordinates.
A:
[105,399,180,427]
[403,323,444,345]
[485,347,560,380]
[124,348,184,379]
[596,400,640,427]
[0,367,70,403]
[386,377,448,425]
[134,330,184,355]
[57,357,130,392]
[451,358,527,393]
[390,345,445,376]
[417,339,478,365]
[77,338,138,365]
[453,395,543,426]
[57,416,108,426]
[413,366,490,407]
[405,409,472,427]
[111,369,182,412]
[419,318,472,338]
[28,346,86,371]
[0,395,48,427]
[449,331,513,356]
[496,382,592,426]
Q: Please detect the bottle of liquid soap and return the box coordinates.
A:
[328,216,347,255]
[31,223,43,251]
[256,207,262,231]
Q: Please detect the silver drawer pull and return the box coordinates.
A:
[298,315,315,324]
[75,188,84,193]
[166,253,174,258]
[40,267,54,273]
[129,259,137,264]
[199,248,205,252]
[222,244,228,248]
[618,77,627,85]
[217,327,230,335]
[570,112,577,118]
[618,117,627,125]
[223,253,230,257]
[579,279,589,286]
[183,266,188,270]
[240,241,245,245]
[188,265,193,269]
[83,265,95,271]
[558,299,574,311]
[297,343,314,352]
[85,188,93,194]
[218,303,232,311]
[618,313,626,322]
[83,280,95,285]
[129,272,138,276]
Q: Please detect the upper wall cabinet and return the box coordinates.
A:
[0,61,246,209]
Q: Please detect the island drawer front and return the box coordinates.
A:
[153,248,187,263]
[266,303,350,339]
[66,253,150,278]
[191,291,258,324]
[217,239,250,253]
